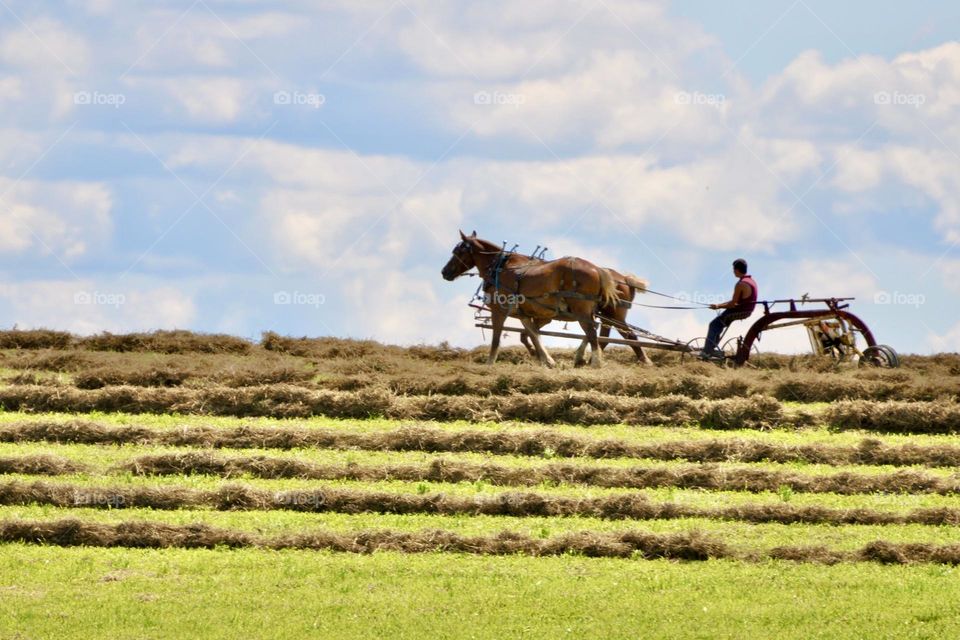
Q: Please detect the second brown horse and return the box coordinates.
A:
[441,231,622,368]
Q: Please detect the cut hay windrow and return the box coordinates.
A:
[119,452,960,496]
[71,365,315,390]
[826,400,960,434]
[0,330,72,350]
[389,374,959,403]
[0,517,725,559]
[4,366,950,403]
[8,421,960,470]
[0,329,252,354]
[0,386,787,427]
[0,454,86,475]
[78,331,253,354]
[4,518,960,564]
[8,358,952,404]
[7,480,960,526]
[5,330,958,402]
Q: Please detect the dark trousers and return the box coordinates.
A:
[704,310,751,354]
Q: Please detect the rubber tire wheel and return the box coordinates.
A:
[877,344,900,368]
[861,344,900,368]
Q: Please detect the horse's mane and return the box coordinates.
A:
[472,237,504,253]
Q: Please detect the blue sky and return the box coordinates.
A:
[0,0,957,354]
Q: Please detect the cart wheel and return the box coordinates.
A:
[881,345,901,368]
[681,337,706,363]
[860,345,901,368]
[722,337,759,362]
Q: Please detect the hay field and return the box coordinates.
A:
[1,329,960,639]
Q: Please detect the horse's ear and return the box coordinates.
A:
[470,230,477,237]
[459,229,467,241]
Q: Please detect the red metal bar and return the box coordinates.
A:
[735,310,877,365]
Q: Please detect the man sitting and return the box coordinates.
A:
[700,258,758,360]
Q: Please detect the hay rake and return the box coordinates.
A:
[473,295,899,368]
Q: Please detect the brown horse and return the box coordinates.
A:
[451,246,652,365]
[519,266,653,366]
[441,231,619,367]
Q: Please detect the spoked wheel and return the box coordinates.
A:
[860,344,901,368]
[722,336,759,363]
[680,337,706,363]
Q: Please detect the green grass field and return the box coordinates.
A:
[4,546,960,639]
[1,334,959,638]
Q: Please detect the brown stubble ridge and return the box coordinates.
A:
[4,420,960,469]
[117,452,960,496]
[4,518,960,564]
[6,480,960,526]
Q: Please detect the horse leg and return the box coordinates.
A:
[519,332,536,357]
[609,304,655,367]
[574,341,587,367]
[574,316,597,366]
[521,320,546,358]
[574,337,588,367]
[615,325,655,367]
[520,317,556,368]
[599,321,611,352]
[579,317,603,368]
[487,309,506,365]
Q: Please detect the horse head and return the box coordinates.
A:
[441,230,479,280]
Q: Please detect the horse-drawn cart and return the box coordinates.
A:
[473,295,900,368]
[682,296,899,367]
[446,231,899,368]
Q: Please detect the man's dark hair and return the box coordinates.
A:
[733,258,748,274]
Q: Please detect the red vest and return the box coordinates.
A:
[735,275,758,314]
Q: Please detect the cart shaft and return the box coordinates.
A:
[474,323,692,352]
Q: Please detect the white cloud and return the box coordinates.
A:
[0,179,113,259]
[928,321,960,352]
[344,270,479,345]
[455,148,803,251]
[266,190,393,271]
[0,280,195,335]
[939,260,960,295]
[166,137,422,193]
[788,258,879,301]
[829,145,960,240]
[126,76,255,125]
[0,18,90,72]
[758,43,960,143]
[394,0,713,81]
[125,9,302,72]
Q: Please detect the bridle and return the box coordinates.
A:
[445,241,476,279]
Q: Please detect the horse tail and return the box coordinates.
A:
[598,268,621,309]
[623,273,649,293]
